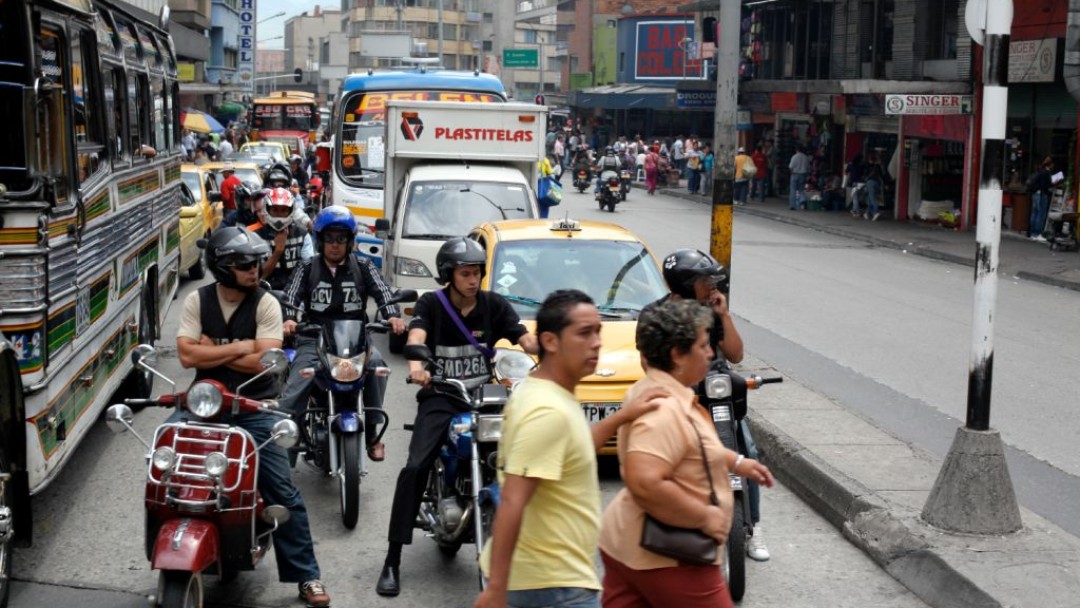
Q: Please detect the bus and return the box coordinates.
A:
[0,0,183,596]
[249,90,320,155]
[330,68,508,230]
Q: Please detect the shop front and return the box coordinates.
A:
[845,94,900,214]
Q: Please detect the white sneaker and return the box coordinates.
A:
[747,525,770,561]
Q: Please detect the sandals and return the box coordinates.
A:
[367,442,386,462]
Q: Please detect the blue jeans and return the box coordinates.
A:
[507,587,600,608]
[1030,191,1050,236]
[688,169,702,193]
[865,179,882,217]
[733,179,749,204]
[752,177,768,201]
[789,173,806,209]
[165,409,320,583]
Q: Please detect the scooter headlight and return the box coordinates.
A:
[704,373,732,400]
[328,353,366,382]
[204,452,228,478]
[493,349,535,385]
[186,381,223,419]
[476,415,504,442]
[152,447,176,472]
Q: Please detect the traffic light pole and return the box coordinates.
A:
[709,0,740,291]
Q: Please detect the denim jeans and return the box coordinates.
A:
[165,409,320,583]
[688,169,701,194]
[752,177,768,201]
[1030,191,1050,236]
[865,179,882,217]
[507,587,600,608]
[733,179,749,204]
[789,173,806,209]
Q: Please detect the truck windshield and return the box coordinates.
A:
[402,181,532,239]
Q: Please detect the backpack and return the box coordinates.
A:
[742,156,757,178]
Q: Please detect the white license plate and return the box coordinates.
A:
[582,403,620,423]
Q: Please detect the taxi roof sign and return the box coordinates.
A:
[550,218,581,232]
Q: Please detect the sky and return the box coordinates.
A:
[257,0,329,50]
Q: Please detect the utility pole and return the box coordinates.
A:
[539,36,545,99]
[921,0,1021,535]
[709,0,740,283]
[437,0,444,65]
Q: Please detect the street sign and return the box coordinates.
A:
[884,94,974,115]
[503,48,539,68]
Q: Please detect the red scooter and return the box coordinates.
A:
[106,344,299,608]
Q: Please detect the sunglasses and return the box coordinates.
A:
[322,234,351,245]
[230,260,260,271]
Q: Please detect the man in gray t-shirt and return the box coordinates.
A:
[788,147,811,210]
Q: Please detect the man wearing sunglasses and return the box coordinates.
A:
[175,226,331,607]
[280,205,407,463]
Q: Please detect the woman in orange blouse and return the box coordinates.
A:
[599,300,773,607]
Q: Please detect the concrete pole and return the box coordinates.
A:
[437,0,444,66]
[921,0,1022,535]
[709,0,740,282]
[539,38,545,98]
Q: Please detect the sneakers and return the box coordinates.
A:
[747,525,770,561]
[299,580,331,607]
[872,212,881,222]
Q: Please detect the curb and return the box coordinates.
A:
[748,415,1003,608]
[658,187,1080,293]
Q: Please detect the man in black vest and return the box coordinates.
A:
[174,226,330,607]
[279,205,406,462]
[375,237,538,597]
[254,186,313,291]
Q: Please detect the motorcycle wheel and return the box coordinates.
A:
[159,570,203,608]
[437,538,462,557]
[0,449,12,608]
[725,501,747,602]
[339,433,361,529]
[606,201,616,212]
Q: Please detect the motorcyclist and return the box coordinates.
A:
[572,147,592,185]
[375,237,539,598]
[594,146,622,198]
[173,226,331,607]
[649,249,771,561]
[221,182,269,228]
[265,163,313,233]
[279,206,406,462]
[250,187,314,291]
[289,154,310,190]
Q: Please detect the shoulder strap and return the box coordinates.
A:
[306,256,324,296]
[434,289,496,359]
[685,415,721,507]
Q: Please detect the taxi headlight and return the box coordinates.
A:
[204,452,228,478]
[493,349,535,384]
[152,447,176,472]
[328,353,366,382]
[187,382,223,418]
[704,374,732,400]
[476,415,504,442]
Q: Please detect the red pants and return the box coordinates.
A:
[600,551,734,608]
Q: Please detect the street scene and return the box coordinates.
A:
[3,1,1080,608]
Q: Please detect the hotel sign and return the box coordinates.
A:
[885,94,973,115]
[237,0,255,92]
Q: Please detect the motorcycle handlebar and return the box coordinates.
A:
[746,375,783,389]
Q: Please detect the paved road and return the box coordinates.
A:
[565,187,1080,537]
[8,226,926,607]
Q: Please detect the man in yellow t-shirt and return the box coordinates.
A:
[475,290,666,608]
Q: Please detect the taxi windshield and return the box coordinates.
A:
[181,172,203,202]
[402,181,532,239]
[490,239,667,319]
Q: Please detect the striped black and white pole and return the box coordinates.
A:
[967,2,1012,431]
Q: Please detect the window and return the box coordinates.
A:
[152,78,166,151]
[925,0,958,60]
[35,26,70,200]
[483,12,492,23]
[71,30,107,186]
[171,83,181,150]
[106,68,128,161]
[524,30,537,44]
[482,40,492,52]
[133,75,151,155]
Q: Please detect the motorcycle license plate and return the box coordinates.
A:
[582,402,620,423]
[608,185,621,192]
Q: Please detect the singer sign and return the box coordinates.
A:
[635,20,701,80]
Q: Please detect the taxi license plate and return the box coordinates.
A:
[583,402,620,423]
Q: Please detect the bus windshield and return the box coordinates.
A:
[337,90,503,188]
[252,103,316,132]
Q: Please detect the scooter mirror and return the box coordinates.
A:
[260,348,288,373]
[392,289,418,304]
[132,344,158,368]
[105,404,135,434]
[271,418,300,449]
[402,343,433,362]
[262,504,292,526]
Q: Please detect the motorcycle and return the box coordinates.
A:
[598,171,621,212]
[402,343,534,588]
[285,289,417,529]
[105,344,299,608]
[619,169,632,201]
[699,362,781,602]
[573,167,591,193]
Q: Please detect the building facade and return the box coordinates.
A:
[284,6,344,92]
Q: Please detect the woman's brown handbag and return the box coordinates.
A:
[639,416,722,567]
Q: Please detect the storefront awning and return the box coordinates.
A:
[568,84,675,110]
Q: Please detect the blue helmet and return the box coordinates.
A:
[312,206,357,253]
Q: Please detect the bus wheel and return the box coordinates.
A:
[0,445,14,608]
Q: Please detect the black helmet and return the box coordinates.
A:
[605,146,615,155]
[204,226,270,289]
[662,249,727,299]
[435,237,486,285]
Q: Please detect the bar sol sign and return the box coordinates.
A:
[885,94,973,115]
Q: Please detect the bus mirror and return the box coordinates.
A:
[374,218,390,239]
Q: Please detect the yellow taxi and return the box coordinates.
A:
[179,164,224,279]
[469,218,669,454]
[239,142,290,165]
[202,160,265,189]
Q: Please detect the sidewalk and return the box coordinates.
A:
[659,185,1080,292]
[656,185,1080,606]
